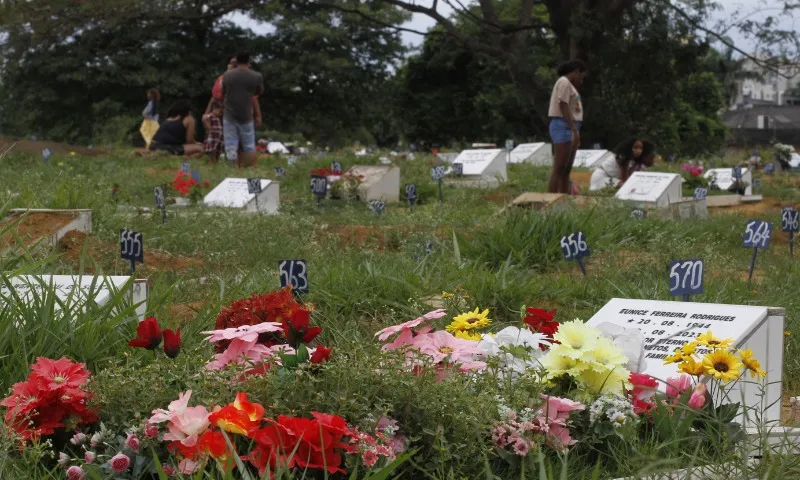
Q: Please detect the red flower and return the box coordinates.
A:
[163,329,181,358]
[523,308,559,339]
[172,172,197,196]
[208,393,264,436]
[629,372,658,414]
[28,357,90,393]
[128,317,162,350]
[282,308,322,347]
[214,287,301,353]
[233,392,265,422]
[310,346,332,364]
[310,168,335,177]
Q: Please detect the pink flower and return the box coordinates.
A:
[205,338,276,371]
[689,384,707,409]
[547,424,576,450]
[163,405,210,446]
[411,330,484,364]
[512,438,529,456]
[69,432,87,445]
[163,464,177,476]
[375,309,446,341]
[84,451,96,464]
[57,452,70,467]
[110,453,130,472]
[66,466,86,480]
[125,433,140,452]
[362,449,379,467]
[541,395,585,422]
[149,390,194,424]
[179,459,199,474]
[666,375,692,399]
[201,322,283,343]
[144,424,159,438]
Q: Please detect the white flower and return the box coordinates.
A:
[594,322,645,373]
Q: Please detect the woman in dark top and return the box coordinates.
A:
[589,136,656,191]
[149,100,203,156]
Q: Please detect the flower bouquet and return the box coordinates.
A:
[680,164,708,191]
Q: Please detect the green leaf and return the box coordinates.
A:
[715,402,740,424]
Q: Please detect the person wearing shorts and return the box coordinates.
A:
[149,100,203,157]
[547,60,586,194]
[222,52,264,167]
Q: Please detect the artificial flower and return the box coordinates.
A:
[446,307,492,332]
[577,367,630,395]
[523,308,559,338]
[281,308,322,347]
[702,349,742,383]
[233,392,265,421]
[202,322,283,344]
[163,329,182,359]
[595,322,646,373]
[666,375,692,399]
[110,453,131,472]
[629,372,658,413]
[695,331,733,350]
[738,348,767,378]
[128,317,162,350]
[310,345,332,364]
[125,433,140,452]
[678,356,706,376]
[149,391,210,447]
[664,348,685,364]
[688,384,707,409]
[411,330,485,365]
[66,466,86,480]
[551,320,601,358]
[209,406,258,436]
[84,451,96,464]
[586,337,629,369]
[172,172,197,196]
[30,357,91,392]
[374,309,446,341]
[454,330,482,341]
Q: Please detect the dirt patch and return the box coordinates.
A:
[169,301,207,326]
[0,137,102,157]
[1,212,75,248]
[483,192,514,205]
[709,197,790,217]
[58,231,205,274]
[570,171,592,191]
[315,225,450,252]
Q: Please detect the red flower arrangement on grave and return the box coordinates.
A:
[128,317,182,358]
[171,171,197,196]
[0,357,98,442]
[524,308,559,339]
[628,372,659,414]
[213,287,301,353]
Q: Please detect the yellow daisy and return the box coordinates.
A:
[681,341,698,356]
[695,331,733,350]
[738,349,766,378]
[664,348,684,365]
[445,307,492,332]
[702,350,742,383]
[678,356,706,376]
[453,330,481,341]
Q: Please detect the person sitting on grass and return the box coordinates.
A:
[590,136,655,191]
[202,101,224,164]
[149,100,204,157]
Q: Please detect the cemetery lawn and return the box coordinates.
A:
[2,148,800,478]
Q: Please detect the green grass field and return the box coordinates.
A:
[2,147,800,479]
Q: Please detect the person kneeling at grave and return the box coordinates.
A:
[589,136,655,191]
[149,100,204,157]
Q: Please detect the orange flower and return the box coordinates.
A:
[233,392,265,422]
[209,393,264,436]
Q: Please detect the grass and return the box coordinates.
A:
[1,147,800,478]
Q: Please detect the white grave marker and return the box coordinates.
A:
[204,178,280,214]
[436,152,459,163]
[573,150,613,168]
[614,172,683,207]
[704,168,752,195]
[451,149,507,180]
[791,153,800,169]
[510,143,552,166]
[1,275,148,321]
[266,142,289,154]
[587,298,783,425]
[346,165,401,203]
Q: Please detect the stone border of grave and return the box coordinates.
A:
[9,208,92,248]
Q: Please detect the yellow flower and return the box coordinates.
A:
[454,330,481,341]
[695,331,733,350]
[540,347,588,377]
[577,367,630,395]
[552,320,600,358]
[441,292,454,299]
[702,350,742,383]
[785,331,791,337]
[681,341,698,356]
[738,349,766,378]
[679,356,706,376]
[446,307,492,332]
[582,337,627,369]
[664,348,684,364]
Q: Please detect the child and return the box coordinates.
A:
[203,101,224,164]
[142,88,160,122]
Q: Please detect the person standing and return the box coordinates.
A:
[547,60,586,194]
[140,88,161,149]
[222,53,264,167]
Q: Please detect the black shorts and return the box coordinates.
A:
[149,143,184,155]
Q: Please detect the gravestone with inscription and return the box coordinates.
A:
[1,275,148,321]
[510,143,552,166]
[203,178,280,214]
[346,165,400,203]
[614,172,682,208]
[573,150,614,168]
[448,149,508,184]
[587,298,783,425]
[704,168,752,195]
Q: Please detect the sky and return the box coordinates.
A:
[228,0,798,55]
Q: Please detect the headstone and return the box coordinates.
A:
[587,298,783,425]
[704,168,753,195]
[509,143,553,165]
[450,149,507,180]
[203,178,280,214]
[573,150,613,168]
[791,153,800,169]
[505,139,514,150]
[436,152,460,163]
[614,172,683,208]
[1,275,148,321]
[346,165,401,203]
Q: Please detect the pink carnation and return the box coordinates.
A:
[66,466,86,480]
[110,453,130,472]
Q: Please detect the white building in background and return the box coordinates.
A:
[732,59,800,108]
